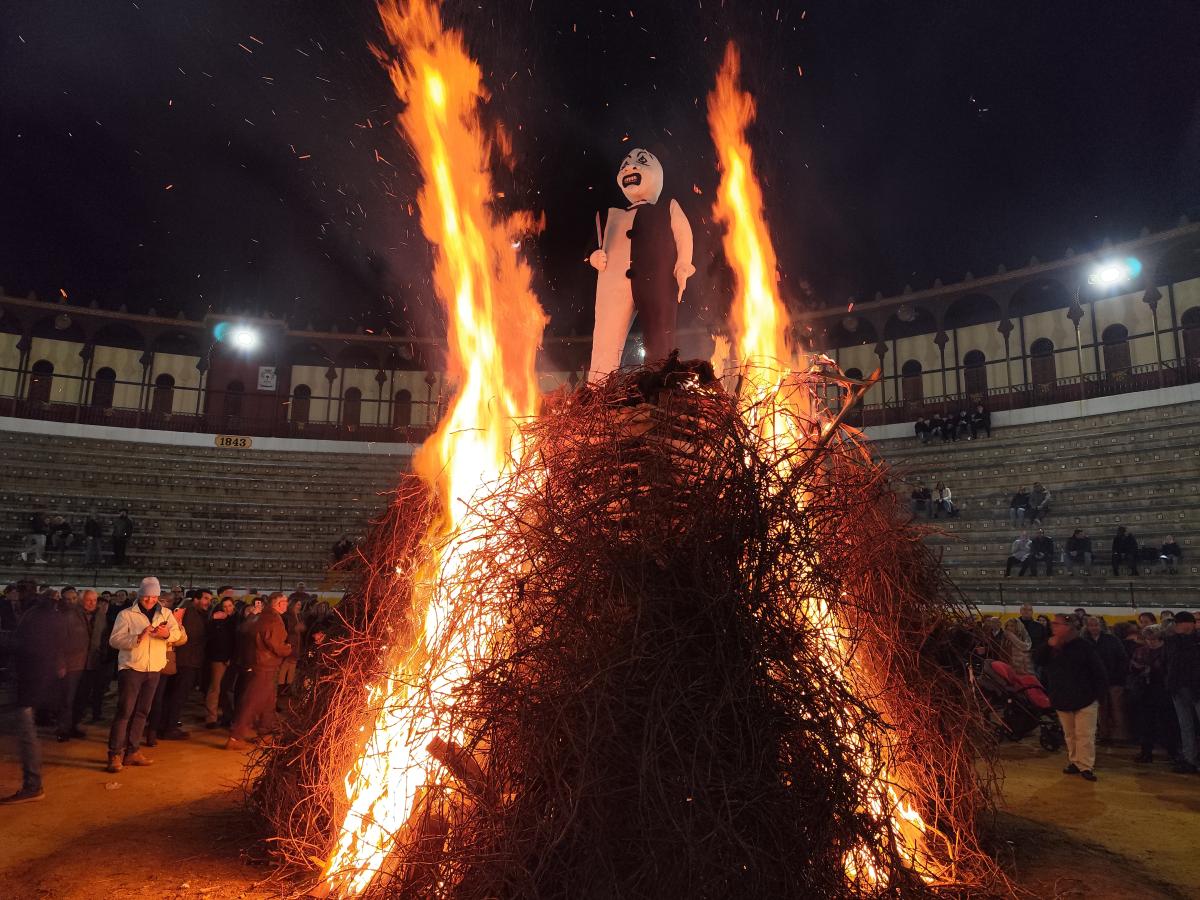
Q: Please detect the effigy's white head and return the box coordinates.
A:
[617,148,663,205]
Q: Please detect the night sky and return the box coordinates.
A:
[2,0,1198,338]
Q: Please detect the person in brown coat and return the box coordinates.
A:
[226,592,292,750]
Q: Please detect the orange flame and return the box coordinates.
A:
[707,42,941,888]
[320,0,545,894]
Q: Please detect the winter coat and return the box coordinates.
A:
[13,601,66,708]
[109,601,184,673]
[111,515,135,539]
[1009,537,1032,561]
[1033,635,1109,712]
[1066,535,1092,556]
[249,608,293,672]
[205,613,238,664]
[60,604,104,673]
[1009,491,1030,510]
[1030,535,1054,560]
[1029,487,1051,510]
[174,604,209,669]
[1112,532,1138,555]
[1084,632,1128,686]
[1019,616,1049,651]
[1160,541,1182,561]
[1164,631,1200,694]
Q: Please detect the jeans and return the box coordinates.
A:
[1172,687,1200,766]
[1008,508,1025,524]
[205,660,228,723]
[1057,701,1098,771]
[15,706,43,792]
[108,669,160,756]
[57,670,83,736]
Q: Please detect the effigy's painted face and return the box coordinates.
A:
[617,148,663,205]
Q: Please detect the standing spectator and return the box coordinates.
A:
[1065,529,1093,568]
[332,534,355,562]
[48,516,75,561]
[105,576,182,773]
[288,582,315,607]
[56,589,93,742]
[1,591,65,803]
[226,592,293,750]
[1004,531,1032,577]
[204,596,238,729]
[1159,535,1182,574]
[19,509,49,565]
[1018,604,1049,652]
[1033,614,1108,781]
[1164,611,1200,774]
[0,583,22,687]
[1111,526,1139,576]
[1025,529,1055,577]
[970,403,991,439]
[1084,617,1130,744]
[1026,482,1052,525]
[111,510,135,566]
[1129,625,1179,764]
[278,597,305,696]
[1008,487,1030,525]
[71,589,109,726]
[82,511,103,567]
[914,416,932,444]
[1002,618,1034,674]
[160,589,212,740]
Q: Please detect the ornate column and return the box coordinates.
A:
[1143,285,1164,386]
[933,330,949,399]
[997,318,1014,393]
[374,369,387,426]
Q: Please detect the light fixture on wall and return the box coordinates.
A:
[1088,257,1142,288]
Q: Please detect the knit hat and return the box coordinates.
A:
[1175,611,1196,624]
[138,576,162,598]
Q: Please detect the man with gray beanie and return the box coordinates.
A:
[105,576,182,773]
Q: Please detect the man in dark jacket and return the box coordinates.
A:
[1065,529,1093,567]
[1018,604,1049,652]
[1033,614,1109,781]
[1164,611,1200,774]
[2,592,66,803]
[71,590,109,726]
[1084,617,1130,744]
[160,589,212,740]
[204,595,237,728]
[82,512,103,566]
[111,510,135,566]
[970,403,991,439]
[1026,529,1055,577]
[226,592,292,750]
[56,589,93,742]
[1111,526,1139,576]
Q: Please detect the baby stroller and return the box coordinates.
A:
[974,659,1064,751]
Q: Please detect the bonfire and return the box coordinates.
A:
[249,3,1005,897]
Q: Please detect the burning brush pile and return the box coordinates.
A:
[249,358,1003,899]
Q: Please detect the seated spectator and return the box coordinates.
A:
[1002,617,1034,674]
[19,509,49,565]
[1008,487,1029,524]
[909,481,933,518]
[970,403,991,439]
[1159,535,1182,574]
[1129,625,1177,764]
[1112,526,1140,576]
[956,409,971,441]
[914,416,931,444]
[1065,529,1093,567]
[1004,531,1032,577]
[932,412,950,443]
[1026,482,1051,525]
[1026,529,1055,576]
[932,481,958,518]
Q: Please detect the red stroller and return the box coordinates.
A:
[975,659,1064,751]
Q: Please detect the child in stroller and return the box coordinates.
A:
[975,658,1064,751]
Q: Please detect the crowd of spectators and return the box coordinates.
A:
[18,508,135,567]
[977,604,1200,780]
[0,576,336,803]
[1002,525,1182,577]
[914,404,992,444]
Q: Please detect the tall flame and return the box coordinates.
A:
[320,0,545,894]
[707,42,941,888]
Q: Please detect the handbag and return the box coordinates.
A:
[162,647,177,676]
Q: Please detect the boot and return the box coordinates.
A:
[123,750,154,767]
[106,754,123,773]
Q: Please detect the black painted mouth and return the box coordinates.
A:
[621,172,642,187]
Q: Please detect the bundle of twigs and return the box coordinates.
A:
[248,358,1004,899]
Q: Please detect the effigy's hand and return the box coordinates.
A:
[589,249,608,272]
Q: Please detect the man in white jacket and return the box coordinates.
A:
[106,576,183,773]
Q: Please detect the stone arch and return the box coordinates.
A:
[943,293,1003,331]
[292,384,312,423]
[28,359,54,403]
[1029,338,1056,389]
[962,349,988,397]
[900,359,923,402]
[342,386,363,427]
[91,366,117,408]
[1009,278,1073,318]
[223,380,244,418]
[1181,306,1200,361]
[151,373,175,414]
[1101,323,1131,374]
[392,388,413,428]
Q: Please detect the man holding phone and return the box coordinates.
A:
[105,576,183,773]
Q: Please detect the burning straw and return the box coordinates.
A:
[248,358,1006,899]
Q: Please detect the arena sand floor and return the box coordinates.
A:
[0,718,1196,899]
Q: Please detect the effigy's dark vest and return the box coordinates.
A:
[625,197,679,361]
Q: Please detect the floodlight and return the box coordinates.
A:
[1088,257,1142,288]
[229,325,260,351]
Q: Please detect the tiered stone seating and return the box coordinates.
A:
[872,401,1200,609]
[0,430,408,588]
